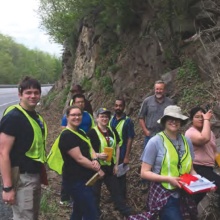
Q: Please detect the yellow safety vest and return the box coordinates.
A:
[93,126,117,166]
[110,116,128,147]
[4,105,47,163]
[47,128,93,174]
[158,132,192,190]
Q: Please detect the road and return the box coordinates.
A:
[0,86,52,118]
[0,86,51,220]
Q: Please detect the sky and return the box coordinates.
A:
[0,0,62,56]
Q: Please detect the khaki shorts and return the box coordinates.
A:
[12,173,41,220]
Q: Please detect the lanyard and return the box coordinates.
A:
[98,126,110,147]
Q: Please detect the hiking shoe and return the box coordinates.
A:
[59,200,72,207]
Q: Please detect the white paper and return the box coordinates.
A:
[117,164,130,177]
[183,176,216,193]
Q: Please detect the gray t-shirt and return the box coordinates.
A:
[138,95,174,136]
[141,133,194,174]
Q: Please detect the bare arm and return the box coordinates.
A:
[140,162,181,188]
[0,133,14,187]
[0,132,16,204]
[139,118,150,136]
[68,147,100,172]
[189,111,212,145]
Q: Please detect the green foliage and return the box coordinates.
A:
[95,66,102,78]
[37,0,141,48]
[177,59,198,80]
[81,76,92,91]
[176,59,211,110]
[0,33,62,84]
[150,0,192,70]
[108,64,121,74]
[100,76,113,94]
[59,83,71,108]
[40,190,58,218]
[42,90,58,109]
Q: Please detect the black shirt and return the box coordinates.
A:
[0,107,44,173]
[59,129,95,181]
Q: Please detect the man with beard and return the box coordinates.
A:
[110,98,135,199]
[138,80,174,149]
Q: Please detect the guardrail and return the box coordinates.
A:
[0,84,54,88]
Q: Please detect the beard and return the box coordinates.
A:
[115,109,123,115]
[155,93,164,99]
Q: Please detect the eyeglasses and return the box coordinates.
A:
[68,114,82,117]
[166,117,181,123]
[194,115,203,119]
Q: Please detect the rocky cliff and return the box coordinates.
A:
[51,0,220,123]
[42,1,220,219]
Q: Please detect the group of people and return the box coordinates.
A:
[0,77,135,220]
[0,76,219,220]
[129,80,220,219]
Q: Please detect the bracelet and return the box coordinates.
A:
[92,158,99,161]
[3,186,13,192]
[204,119,210,121]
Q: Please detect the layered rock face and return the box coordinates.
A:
[54,0,220,126]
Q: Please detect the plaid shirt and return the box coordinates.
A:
[128,182,197,220]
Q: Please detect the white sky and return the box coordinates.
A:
[0,0,62,57]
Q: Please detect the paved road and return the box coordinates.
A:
[0,86,52,219]
[0,86,52,118]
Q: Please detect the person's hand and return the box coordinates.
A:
[92,160,100,171]
[98,169,105,178]
[98,153,108,160]
[167,177,181,188]
[123,157,129,165]
[144,129,150,136]
[203,110,213,121]
[113,165,118,175]
[2,190,16,205]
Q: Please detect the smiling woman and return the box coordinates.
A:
[129,105,198,220]
[47,105,104,220]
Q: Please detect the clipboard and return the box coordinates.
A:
[85,173,100,186]
[179,174,217,194]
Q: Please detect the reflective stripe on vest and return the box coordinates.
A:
[110,116,128,147]
[158,132,192,190]
[47,128,93,174]
[4,105,47,163]
[93,126,117,166]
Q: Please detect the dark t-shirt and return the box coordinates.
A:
[87,127,120,175]
[59,129,95,181]
[0,107,44,173]
[69,96,93,115]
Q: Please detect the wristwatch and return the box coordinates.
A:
[3,186,13,192]
[92,158,99,161]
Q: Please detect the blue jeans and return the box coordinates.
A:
[63,179,98,220]
[159,196,183,220]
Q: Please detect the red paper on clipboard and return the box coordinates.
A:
[179,174,217,194]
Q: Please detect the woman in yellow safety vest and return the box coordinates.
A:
[49,105,104,220]
[129,105,198,220]
[87,108,133,218]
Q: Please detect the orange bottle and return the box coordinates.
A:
[104,147,113,162]
[215,153,220,167]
